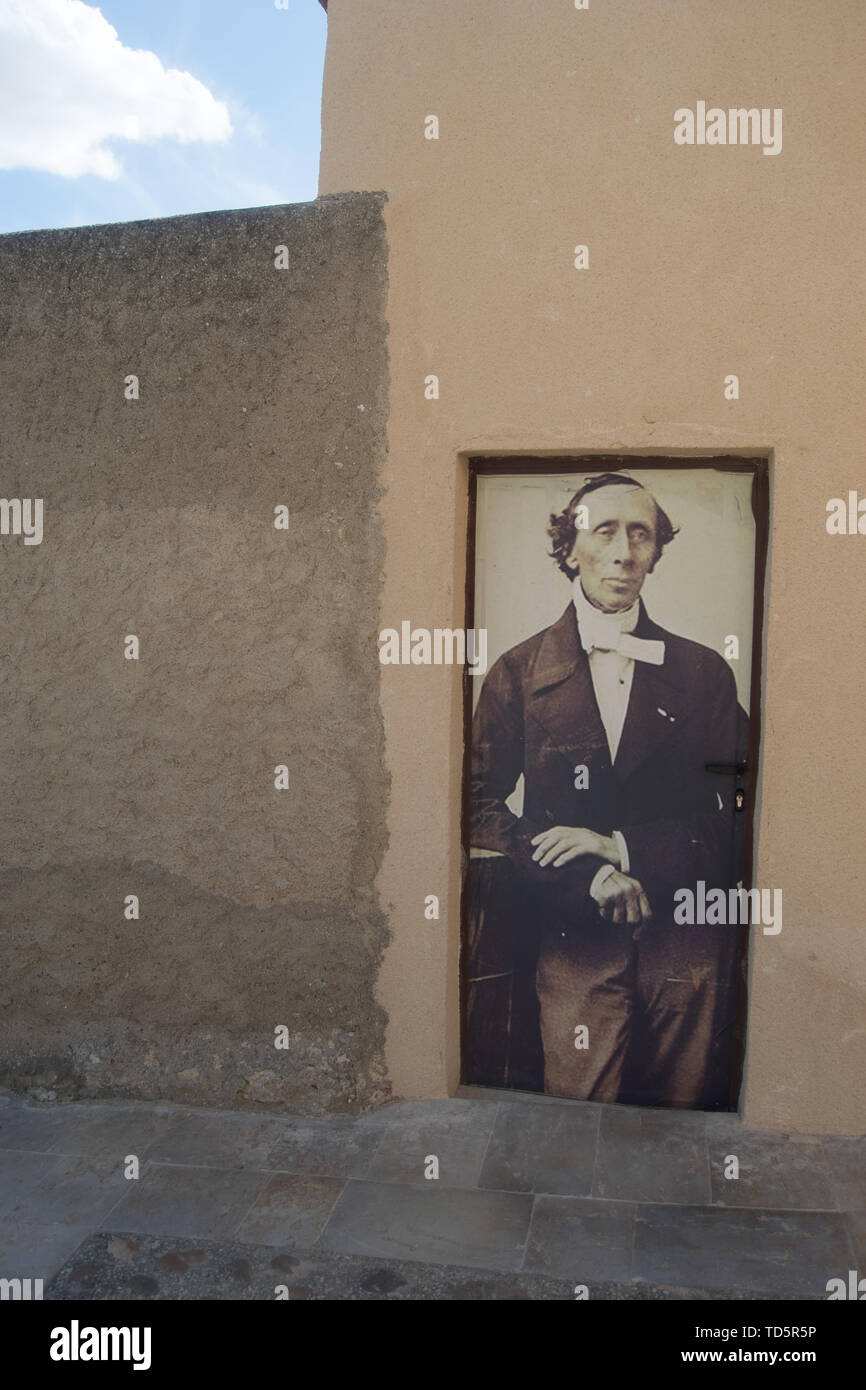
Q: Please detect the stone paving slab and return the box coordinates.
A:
[704,1120,839,1210]
[145,1111,289,1171]
[363,1100,497,1188]
[478,1097,599,1195]
[96,1164,270,1241]
[524,1194,635,1282]
[39,1104,178,1160]
[235,1173,344,1248]
[820,1136,866,1210]
[0,1150,139,1281]
[843,1210,866,1267]
[0,1101,84,1153]
[0,1148,70,1221]
[44,1231,788,1300]
[0,1220,105,1283]
[633,1203,856,1298]
[14,1153,136,1229]
[266,1118,386,1179]
[319,1179,534,1270]
[358,1097,500,1127]
[594,1105,710,1204]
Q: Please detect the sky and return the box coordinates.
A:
[0,0,327,234]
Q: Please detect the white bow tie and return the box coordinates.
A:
[580,618,665,665]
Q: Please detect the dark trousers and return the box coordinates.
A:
[535,919,738,1109]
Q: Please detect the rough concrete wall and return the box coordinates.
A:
[0,194,391,1114]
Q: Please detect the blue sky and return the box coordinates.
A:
[0,0,327,234]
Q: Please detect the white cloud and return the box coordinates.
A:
[0,0,232,179]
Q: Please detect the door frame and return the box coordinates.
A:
[459,451,771,1112]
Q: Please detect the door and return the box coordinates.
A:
[461,456,767,1112]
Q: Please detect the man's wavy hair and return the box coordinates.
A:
[548,471,679,579]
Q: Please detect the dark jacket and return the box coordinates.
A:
[469,599,749,931]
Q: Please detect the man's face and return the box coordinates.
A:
[566,484,659,612]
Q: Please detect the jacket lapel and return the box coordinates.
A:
[613,602,685,788]
[526,604,609,765]
[524,599,685,787]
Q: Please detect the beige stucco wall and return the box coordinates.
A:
[319,0,866,1134]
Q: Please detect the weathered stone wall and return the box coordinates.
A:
[0,193,391,1114]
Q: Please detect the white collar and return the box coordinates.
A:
[572,578,640,642]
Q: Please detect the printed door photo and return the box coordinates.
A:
[462,458,766,1112]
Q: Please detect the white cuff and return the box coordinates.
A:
[613,829,629,874]
[590,862,616,901]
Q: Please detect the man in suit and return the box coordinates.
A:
[469,472,748,1109]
